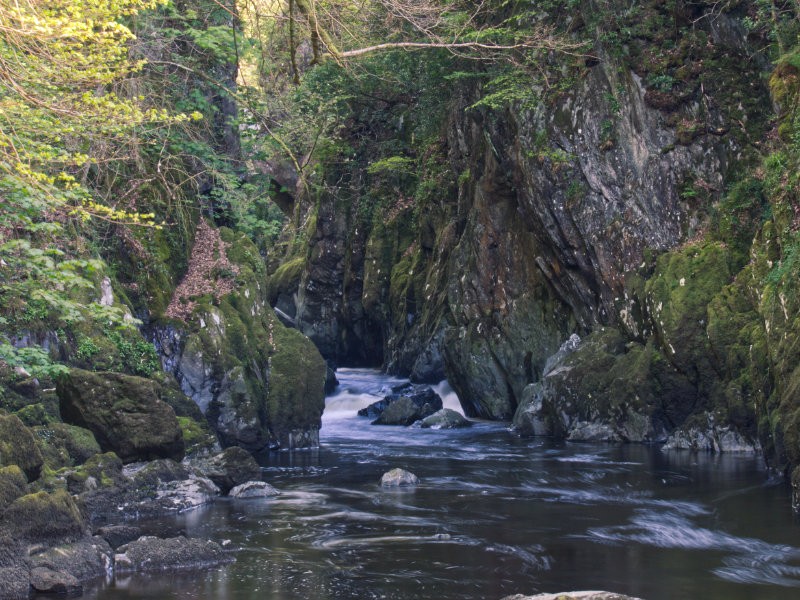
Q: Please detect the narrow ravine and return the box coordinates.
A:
[84,369,800,600]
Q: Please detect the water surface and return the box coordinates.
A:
[87,369,800,600]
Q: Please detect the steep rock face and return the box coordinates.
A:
[280,3,770,424]
[156,227,326,451]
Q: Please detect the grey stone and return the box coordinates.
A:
[418,409,472,429]
[114,536,233,573]
[229,481,279,498]
[380,468,419,487]
[30,566,82,595]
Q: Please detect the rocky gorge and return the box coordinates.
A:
[1,0,800,598]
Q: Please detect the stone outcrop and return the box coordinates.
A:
[114,536,233,572]
[156,228,327,452]
[57,369,185,464]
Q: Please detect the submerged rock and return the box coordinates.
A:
[229,481,279,498]
[380,468,419,487]
[114,536,233,572]
[418,409,472,429]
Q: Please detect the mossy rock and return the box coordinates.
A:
[532,328,696,440]
[267,324,326,448]
[645,242,734,383]
[14,402,55,427]
[0,465,27,512]
[2,489,86,545]
[35,423,101,471]
[152,372,205,422]
[0,413,44,482]
[57,369,184,464]
[177,417,216,455]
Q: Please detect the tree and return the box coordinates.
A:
[0,0,177,374]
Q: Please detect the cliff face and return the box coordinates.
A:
[272,0,800,469]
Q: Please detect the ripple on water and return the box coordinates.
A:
[586,508,800,587]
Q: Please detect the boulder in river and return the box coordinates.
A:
[198,447,262,494]
[359,384,443,420]
[29,536,114,582]
[229,481,279,498]
[30,567,82,596]
[503,593,642,600]
[114,536,234,572]
[3,489,87,545]
[380,468,419,487]
[418,408,472,429]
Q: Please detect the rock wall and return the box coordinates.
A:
[275,0,776,427]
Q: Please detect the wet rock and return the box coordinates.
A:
[418,409,472,429]
[0,413,44,481]
[3,490,87,545]
[114,536,233,572]
[229,481,279,498]
[95,525,142,550]
[79,459,220,525]
[512,329,685,443]
[662,414,761,453]
[503,593,642,600]
[29,537,114,582]
[372,396,436,426]
[154,236,327,453]
[198,447,262,494]
[57,369,184,464]
[30,566,82,596]
[380,468,419,487]
[361,384,443,423]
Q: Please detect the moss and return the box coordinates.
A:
[268,256,306,300]
[4,489,86,544]
[0,465,27,512]
[34,423,101,470]
[0,413,44,482]
[267,321,326,442]
[645,242,734,383]
[177,416,216,454]
[14,402,55,427]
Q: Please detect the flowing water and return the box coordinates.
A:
[88,369,800,600]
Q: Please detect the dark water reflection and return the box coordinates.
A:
[87,369,800,600]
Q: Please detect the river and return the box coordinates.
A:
[87,369,800,599]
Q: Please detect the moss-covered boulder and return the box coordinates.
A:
[57,369,184,464]
[0,466,27,512]
[156,228,326,452]
[513,328,696,442]
[266,324,326,448]
[35,423,101,471]
[2,489,86,545]
[0,413,44,481]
